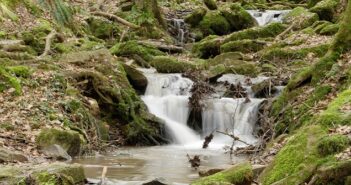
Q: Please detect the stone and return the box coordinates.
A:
[122,63,148,93]
[0,147,28,163]
[283,7,319,29]
[42,144,72,161]
[199,168,224,177]
[142,177,169,185]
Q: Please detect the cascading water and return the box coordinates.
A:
[141,69,200,144]
[247,10,291,26]
[141,70,268,148]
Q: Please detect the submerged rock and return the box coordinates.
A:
[0,147,28,163]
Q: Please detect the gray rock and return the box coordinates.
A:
[42,144,72,161]
[142,178,169,185]
[0,147,28,163]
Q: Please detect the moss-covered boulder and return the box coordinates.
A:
[191,162,253,185]
[192,35,222,59]
[86,17,120,40]
[199,11,230,36]
[319,23,340,35]
[310,0,340,22]
[151,56,197,73]
[220,39,265,53]
[110,41,164,63]
[0,163,85,185]
[311,160,351,185]
[185,7,207,27]
[122,63,148,93]
[283,7,319,29]
[36,129,82,157]
[203,0,217,10]
[317,135,349,156]
[219,3,257,32]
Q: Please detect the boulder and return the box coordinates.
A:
[142,177,169,185]
[199,11,230,36]
[110,41,164,62]
[203,0,217,10]
[36,129,82,157]
[0,147,28,163]
[122,63,148,93]
[310,0,340,22]
[185,7,207,27]
[220,39,265,54]
[219,3,257,32]
[86,17,120,40]
[283,7,319,29]
[42,144,72,161]
[150,56,197,73]
[191,162,253,185]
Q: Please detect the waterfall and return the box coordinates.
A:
[140,70,271,148]
[247,10,291,26]
[142,71,200,144]
[173,19,186,46]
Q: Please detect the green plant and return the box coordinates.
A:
[38,0,72,26]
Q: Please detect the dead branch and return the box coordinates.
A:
[38,30,57,59]
[187,154,201,169]
[216,131,251,146]
[202,133,214,149]
[91,11,139,29]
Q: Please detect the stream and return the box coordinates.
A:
[74,10,288,185]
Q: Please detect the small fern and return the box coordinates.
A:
[38,0,72,26]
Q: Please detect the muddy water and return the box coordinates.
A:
[74,146,247,184]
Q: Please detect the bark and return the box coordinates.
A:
[330,0,351,53]
[134,0,167,29]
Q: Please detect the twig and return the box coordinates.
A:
[91,11,139,29]
[216,131,251,146]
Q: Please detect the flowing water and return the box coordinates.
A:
[247,10,291,26]
[74,70,277,184]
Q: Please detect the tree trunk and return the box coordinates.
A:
[134,0,167,29]
[331,0,351,53]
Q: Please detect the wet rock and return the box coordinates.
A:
[199,168,224,177]
[251,79,277,98]
[36,128,82,157]
[0,147,28,163]
[122,63,148,93]
[42,144,72,161]
[142,177,169,185]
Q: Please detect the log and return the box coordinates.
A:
[91,11,139,29]
[137,40,184,53]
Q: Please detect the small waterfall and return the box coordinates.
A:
[247,10,291,26]
[142,71,200,144]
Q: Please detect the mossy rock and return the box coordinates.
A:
[110,41,164,62]
[185,7,207,27]
[224,22,287,43]
[36,129,82,157]
[317,135,349,156]
[312,160,351,185]
[150,56,197,73]
[319,23,339,35]
[208,52,244,66]
[203,0,217,10]
[310,0,339,22]
[283,7,319,30]
[21,20,53,54]
[191,162,253,185]
[0,163,85,185]
[192,35,222,59]
[219,3,257,32]
[122,63,148,93]
[220,39,265,53]
[86,17,120,40]
[259,125,326,185]
[199,11,230,36]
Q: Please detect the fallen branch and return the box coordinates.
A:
[137,40,184,53]
[91,11,139,29]
[38,30,57,59]
[217,131,251,146]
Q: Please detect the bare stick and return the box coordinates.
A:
[38,30,57,59]
[216,131,251,146]
[91,11,139,29]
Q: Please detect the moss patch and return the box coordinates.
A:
[151,56,197,73]
[317,135,350,156]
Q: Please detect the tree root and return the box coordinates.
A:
[91,11,139,29]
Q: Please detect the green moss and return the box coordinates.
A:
[317,135,349,156]
[199,11,230,36]
[260,44,330,63]
[224,22,287,42]
[316,89,351,127]
[22,20,53,54]
[219,3,257,31]
[310,0,339,21]
[185,7,207,27]
[36,128,82,157]
[192,162,253,185]
[220,39,265,53]
[110,41,164,62]
[87,17,120,40]
[151,56,197,73]
[6,66,32,78]
[203,0,217,10]
[319,23,339,35]
[261,63,277,73]
[0,122,14,131]
[0,66,22,95]
[192,35,222,59]
[283,7,319,29]
[260,125,326,185]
